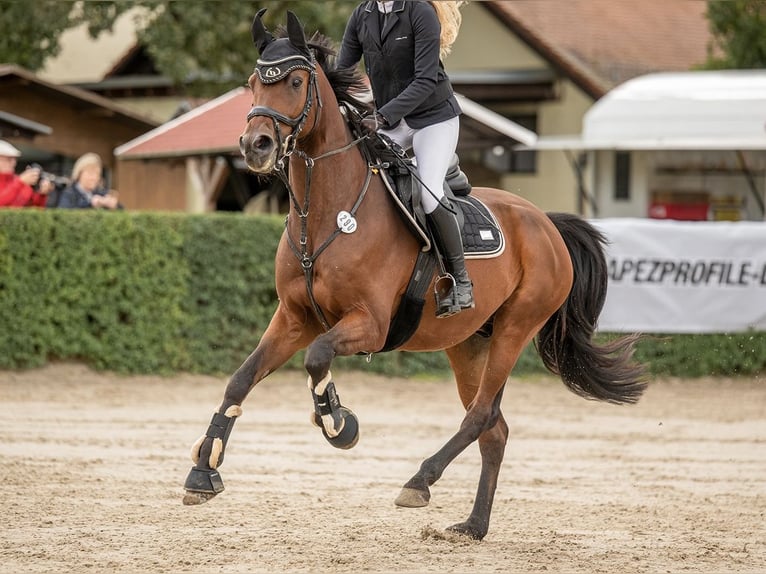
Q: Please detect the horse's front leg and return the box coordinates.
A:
[182,306,311,505]
[303,311,384,450]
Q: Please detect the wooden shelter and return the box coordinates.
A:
[0,64,156,191]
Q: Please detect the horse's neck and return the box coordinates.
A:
[288,109,371,224]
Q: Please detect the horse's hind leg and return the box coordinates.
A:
[395,334,496,510]
[396,317,533,540]
[447,391,508,540]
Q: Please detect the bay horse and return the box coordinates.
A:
[183,10,646,541]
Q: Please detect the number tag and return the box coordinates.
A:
[337,211,357,234]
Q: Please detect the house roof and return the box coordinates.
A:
[0,111,52,139]
[485,0,713,98]
[115,88,537,160]
[528,70,766,151]
[0,65,157,131]
[115,88,251,159]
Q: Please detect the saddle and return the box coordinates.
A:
[345,106,504,350]
[360,124,505,259]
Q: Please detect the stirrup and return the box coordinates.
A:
[434,274,473,318]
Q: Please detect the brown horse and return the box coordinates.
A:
[182,10,646,541]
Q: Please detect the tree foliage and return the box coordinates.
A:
[0,1,77,70]
[705,0,766,68]
[0,1,354,95]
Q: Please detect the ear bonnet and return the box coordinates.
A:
[251,9,315,84]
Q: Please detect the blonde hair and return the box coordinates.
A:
[71,152,103,182]
[430,1,465,59]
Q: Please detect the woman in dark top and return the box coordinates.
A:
[56,152,121,210]
[337,1,472,318]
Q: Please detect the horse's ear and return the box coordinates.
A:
[251,8,274,54]
[286,11,310,57]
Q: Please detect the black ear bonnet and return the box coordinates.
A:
[251,9,315,84]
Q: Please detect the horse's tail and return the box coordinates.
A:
[536,212,647,405]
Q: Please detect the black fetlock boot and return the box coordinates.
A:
[427,201,474,318]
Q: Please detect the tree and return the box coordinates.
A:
[0,1,354,96]
[0,1,79,70]
[136,1,355,95]
[705,0,766,68]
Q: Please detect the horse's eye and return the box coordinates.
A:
[291,76,303,89]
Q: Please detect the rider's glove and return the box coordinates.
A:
[361,112,388,133]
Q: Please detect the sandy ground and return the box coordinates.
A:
[0,363,764,574]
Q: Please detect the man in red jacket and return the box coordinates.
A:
[0,140,51,207]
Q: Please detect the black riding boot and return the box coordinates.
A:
[427,201,474,318]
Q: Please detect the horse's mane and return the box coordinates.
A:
[273,26,372,113]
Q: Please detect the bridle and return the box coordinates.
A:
[244,51,372,332]
[245,54,321,167]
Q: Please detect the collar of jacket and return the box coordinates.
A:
[364,0,405,14]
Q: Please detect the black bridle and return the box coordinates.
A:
[245,54,321,167]
[244,53,371,332]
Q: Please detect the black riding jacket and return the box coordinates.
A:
[337,0,461,129]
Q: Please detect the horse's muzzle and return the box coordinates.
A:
[239,131,277,173]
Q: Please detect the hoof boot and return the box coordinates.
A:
[184,467,224,496]
[322,407,359,450]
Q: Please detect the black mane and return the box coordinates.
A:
[273,26,372,113]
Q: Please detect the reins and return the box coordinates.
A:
[252,73,371,331]
[275,138,373,331]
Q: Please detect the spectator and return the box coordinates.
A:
[0,139,52,207]
[57,152,121,210]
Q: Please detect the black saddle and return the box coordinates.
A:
[344,106,502,350]
[363,131,504,259]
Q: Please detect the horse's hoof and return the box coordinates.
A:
[395,486,431,508]
[447,521,486,540]
[183,467,225,499]
[182,490,218,506]
[322,407,359,450]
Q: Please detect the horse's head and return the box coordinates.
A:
[240,9,319,174]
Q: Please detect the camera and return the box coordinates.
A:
[27,163,69,193]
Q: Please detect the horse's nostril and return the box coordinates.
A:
[254,135,273,151]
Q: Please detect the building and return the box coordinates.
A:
[0,65,157,187]
[445,0,714,214]
[532,70,766,222]
[8,1,716,213]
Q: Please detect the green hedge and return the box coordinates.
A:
[0,210,279,374]
[0,210,763,377]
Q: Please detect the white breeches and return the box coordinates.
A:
[379,116,460,214]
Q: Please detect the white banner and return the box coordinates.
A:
[590,218,766,333]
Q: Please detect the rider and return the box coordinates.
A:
[337,1,473,318]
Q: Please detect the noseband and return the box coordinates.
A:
[245,51,372,333]
[246,54,321,165]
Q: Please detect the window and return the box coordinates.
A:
[509,114,537,174]
[614,151,631,200]
[477,113,537,174]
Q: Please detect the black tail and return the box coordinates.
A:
[536,213,647,405]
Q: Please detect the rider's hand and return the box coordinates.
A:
[361,112,388,133]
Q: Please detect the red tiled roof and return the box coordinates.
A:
[486,0,713,97]
[115,87,251,159]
